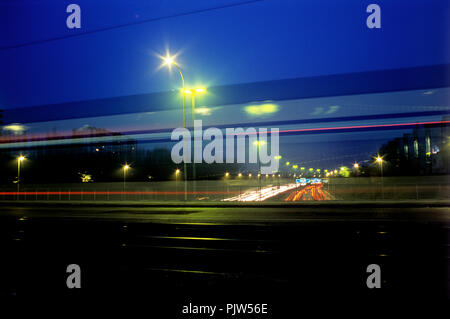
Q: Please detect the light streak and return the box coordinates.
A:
[222,183,298,202]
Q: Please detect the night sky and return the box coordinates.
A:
[0,0,449,169]
[1,0,449,108]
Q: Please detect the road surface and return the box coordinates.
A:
[0,202,448,313]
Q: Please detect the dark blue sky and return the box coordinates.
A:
[1,0,449,170]
[1,0,449,109]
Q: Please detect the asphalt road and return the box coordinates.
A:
[0,203,449,313]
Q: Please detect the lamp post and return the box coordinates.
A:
[122,163,130,191]
[162,54,187,200]
[184,87,206,181]
[175,168,180,199]
[353,162,359,176]
[17,155,25,196]
[253,140,266,200]
[375,155,384,199]
[253,140,266,175]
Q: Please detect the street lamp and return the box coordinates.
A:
[254,140,266,197]
[253,140,266,171]
[375,155,383,176]
[375,155,384,199]
[183,87,206,180]
[17,155,25,194]
[353,162,359,177]
[175,168,181,195]
[161,53,187,200]
[122,164,130,192]
[224,172,230,196]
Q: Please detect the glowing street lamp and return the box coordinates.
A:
[175,168,181,193]
[375,155,384,176]
[161,52,187,200]
[17,155,26,194]
[122,164,130,191]
[374,155,385,199]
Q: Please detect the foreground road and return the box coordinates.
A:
[0,203,448,312]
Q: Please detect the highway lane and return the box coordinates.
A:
[0,203,448,311]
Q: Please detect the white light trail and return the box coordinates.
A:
[222,183,298,202]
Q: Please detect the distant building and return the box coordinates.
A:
[379,116,449,175]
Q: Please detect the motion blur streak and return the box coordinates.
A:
[285,184,334,202]
[0,191,236,196]
[222,184,298,202]
[1,120,449,149]
[278,120,450,134]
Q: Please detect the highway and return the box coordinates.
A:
[0,202,448,312]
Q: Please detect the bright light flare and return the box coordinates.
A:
[253,140,266,147]
[183,87,206,95]
[156,51,180,71]
[245,103,279,116]
[195,107,212,116]
[4,124,27,134]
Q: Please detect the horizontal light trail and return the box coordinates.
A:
[222,183,298,202]
[0,190,238,196]
[1,120,448,149]
[285,184,334,201]
[277,120,450,134]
